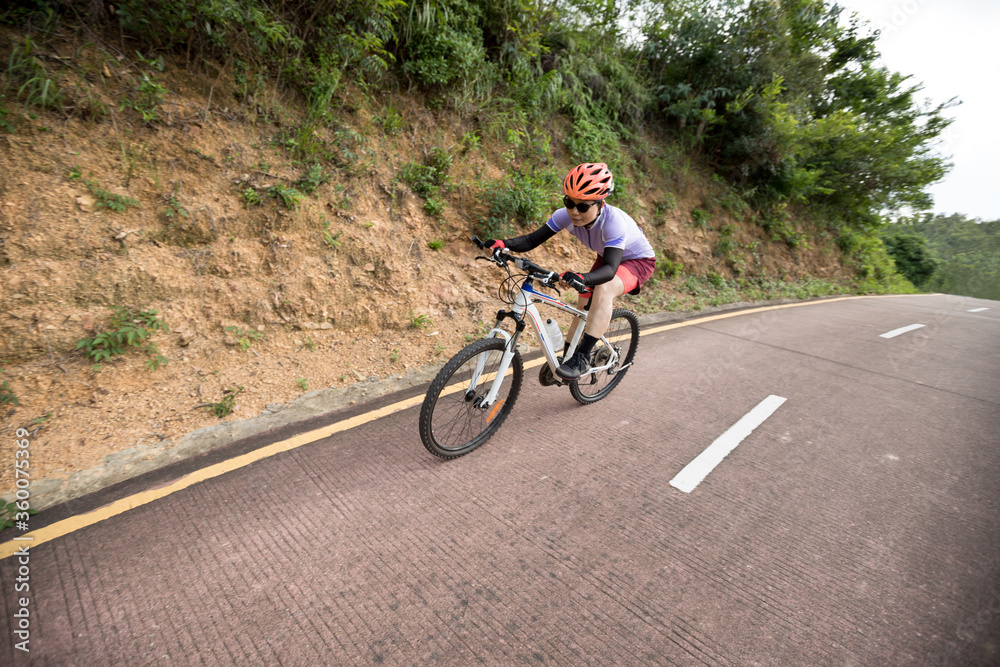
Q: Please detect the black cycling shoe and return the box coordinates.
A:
[556,351,591,380]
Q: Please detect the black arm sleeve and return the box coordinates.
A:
[504,224,557,253]
[582,246,624,286]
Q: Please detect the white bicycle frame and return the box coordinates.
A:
[469,272,621,407]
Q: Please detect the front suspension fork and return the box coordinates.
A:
[468,311,524,406]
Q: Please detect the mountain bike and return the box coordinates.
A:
[419,236,640,459]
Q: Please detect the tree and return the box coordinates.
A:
[881,226,936,287]
[640,0,954,228]
[908,214,1000,299]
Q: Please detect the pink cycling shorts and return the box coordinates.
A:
[589,255,656,295]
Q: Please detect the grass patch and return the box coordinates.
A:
[201,386,243,418]
[409,311,432,330]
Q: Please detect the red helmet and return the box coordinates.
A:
[563,163,614,200]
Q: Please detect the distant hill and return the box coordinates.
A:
[911,214,1000,300]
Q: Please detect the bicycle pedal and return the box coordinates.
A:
[538,364,562,387]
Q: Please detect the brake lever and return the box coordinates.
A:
[475,248,509,264]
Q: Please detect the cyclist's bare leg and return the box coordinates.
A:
[565,275,625,347]
[584,276,625,337]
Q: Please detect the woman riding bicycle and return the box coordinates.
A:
[484,163,656,380]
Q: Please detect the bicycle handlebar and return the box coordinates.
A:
[471,236,588,294]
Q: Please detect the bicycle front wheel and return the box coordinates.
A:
[570,308,640,405]
[419,338,523,459]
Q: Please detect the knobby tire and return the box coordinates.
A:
[570,308,640,405]
[420,338,523,459]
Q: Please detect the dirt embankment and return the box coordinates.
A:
[0,30,849,506]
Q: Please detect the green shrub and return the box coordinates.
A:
[0,380,18,406]
[881,228,937,287]
[320,218,341,249]
[760,212,807,248]
[399,162,440,197]
[91,184,141,212]
[69,169,141,212]
[379,99,405,134]
[423,196,445,216]
[163,195,188,219]
[460,130,481,152]
[123,72,167,123]
[714,224,737,257]
[268,184,305,209]
[837,229,914,292]
[654,252,683,279]
[398,147,453,216]
[690,208,710,229]
[409,311,432,330]
[716,190,752,218]
[76,307,168,366]
[0,500,38,531]
[295,165,330,195]
[241,187,264,206]
[0,100,12,133]
[654,194,678,220]
[401,0,488,88]
[565,117,622,164]
[225,326,264,352]
[478,167,559,239]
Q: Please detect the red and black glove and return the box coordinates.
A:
[560,271,588,288]
[483,239,505,250]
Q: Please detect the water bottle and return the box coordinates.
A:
[543,318,563,351]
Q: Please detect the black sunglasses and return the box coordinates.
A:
[563,196,600,213]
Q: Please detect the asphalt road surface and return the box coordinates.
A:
[2,294,999,665]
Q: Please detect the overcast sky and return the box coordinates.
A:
[834,0,1000,221]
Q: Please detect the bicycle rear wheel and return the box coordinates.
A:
[570,308,639,405]
[420,337,523,459]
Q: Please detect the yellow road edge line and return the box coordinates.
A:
[0,393,425,559]
[0,292,922,559]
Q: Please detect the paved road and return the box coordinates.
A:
[2,294,999,665]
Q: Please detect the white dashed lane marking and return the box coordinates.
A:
[879,324,926,339]
[670,395,787,494]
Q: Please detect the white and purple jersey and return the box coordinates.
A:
[545,204,655,261]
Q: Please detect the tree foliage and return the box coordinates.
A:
[903,214,1000,299]
[641,0,953,228]
[881,226,937,287]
